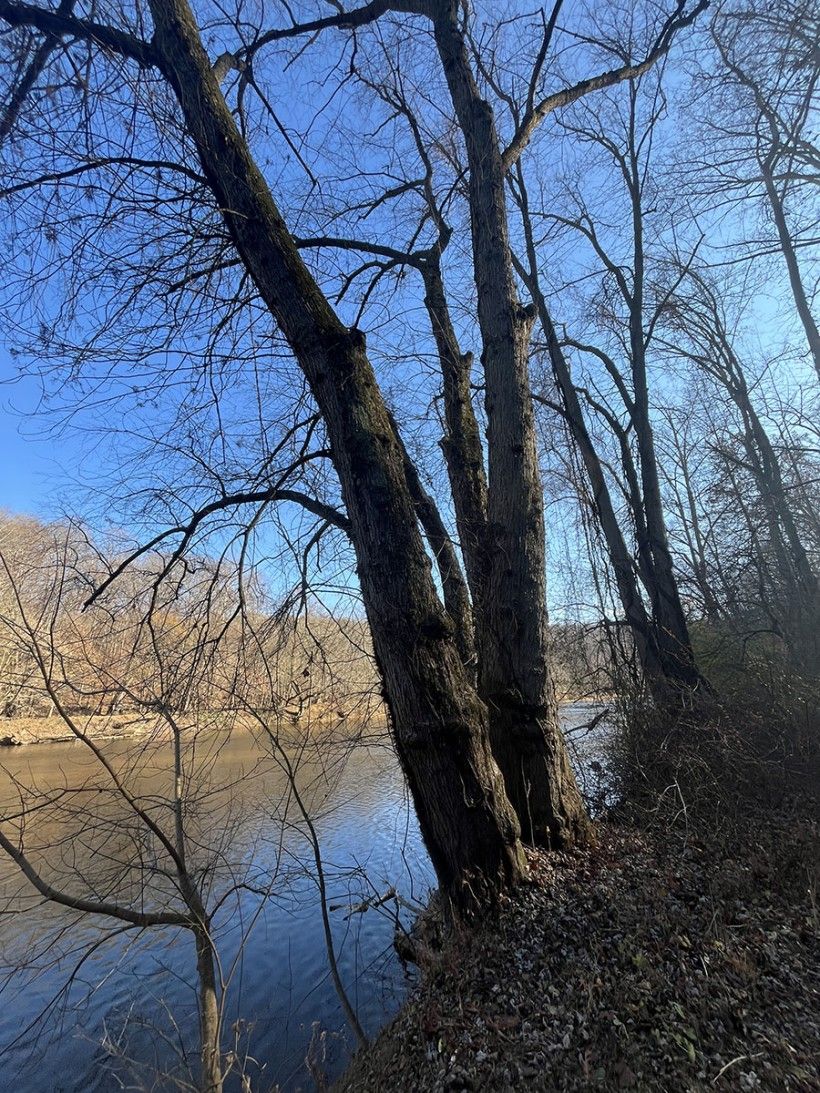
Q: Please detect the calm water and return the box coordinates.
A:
[0,705,606,1092]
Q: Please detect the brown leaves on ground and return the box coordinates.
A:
[337,813,819,1092]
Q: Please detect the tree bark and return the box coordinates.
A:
[431,0,591,848]
[148,0,526,911]
[420,254,489,634]
[194,924,223,1093]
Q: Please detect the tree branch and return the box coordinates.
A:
[294,234,423,267]
[247,0,427,56]
[0,0,76,144]
[502,0,708,169]
[85,487,349,608]
[0,1,158,67]
[0,156,207,197]
[0,828,189,927]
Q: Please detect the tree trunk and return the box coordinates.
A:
[729,373,820,675]
[761,152,820,384]
[627,147,710,704]
[515,187,668,700]
[420,255,490,639]
[391,409,477,670]
[432,0,591,848]
[687,284,819,674]
[194,925,222,1093]
[669,428,724,623]
[149,0,526,910]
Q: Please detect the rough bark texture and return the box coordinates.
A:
[431,0,591,848]
[420,255,489,633]
[148,0,526,910]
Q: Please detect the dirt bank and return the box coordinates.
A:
[0,707,390,747]
[0,712,160,747]
[337,815,819,1092]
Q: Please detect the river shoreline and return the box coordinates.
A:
[335,812,819,1092]
[0,707,388,747]
[0,696,613,748]
[0,712,158,747]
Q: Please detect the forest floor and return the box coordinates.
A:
[336,808,819,1092]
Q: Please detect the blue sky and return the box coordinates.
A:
[0,0,815,627]
[0,351,67,518]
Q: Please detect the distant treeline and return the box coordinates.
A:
[0,513,614,724]
[0,513,378,723]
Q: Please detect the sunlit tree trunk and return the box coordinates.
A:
[149,0,526,910]
[432,0,591,848]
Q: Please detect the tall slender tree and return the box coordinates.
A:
[0,0,705,903]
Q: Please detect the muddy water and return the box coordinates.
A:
[0,705,606,1092]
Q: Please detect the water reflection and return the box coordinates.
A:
[0,705,606,1092]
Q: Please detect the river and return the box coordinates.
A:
[0,704,608,1092]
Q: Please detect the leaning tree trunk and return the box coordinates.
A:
[432,0,591,848]
[149,0,526,912]
[420,255,490,650]
[628,181,710,706]
[761,151,820,385]
[729,373,820,677]
[633,385,708,700]
[547,323,670,699]
[514,185,669,702]
[390,406,478,670]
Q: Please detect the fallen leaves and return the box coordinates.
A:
[337,817,819,1092]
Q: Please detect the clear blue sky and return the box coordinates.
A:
[0,350,70,519]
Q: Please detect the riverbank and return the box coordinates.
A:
[0,706,388,747]
[0,712,158,746]
[0,699,607,748]
[336,811,819,1092]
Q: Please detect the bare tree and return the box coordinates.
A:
[0,523,402,1090]
[0,544,263,1093]
[509,22,711,706]
[686,0,820,382]
[658,265,820,673]
[0,0,711,905]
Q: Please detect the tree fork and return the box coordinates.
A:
[431,0,591,848]
[146,0,527,910]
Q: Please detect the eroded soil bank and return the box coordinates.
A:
[336,814,819,1092]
